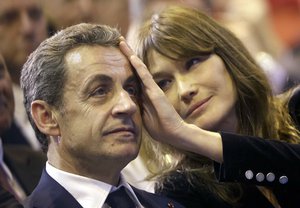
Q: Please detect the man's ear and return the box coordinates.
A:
[31,100,60,136]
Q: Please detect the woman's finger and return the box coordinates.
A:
[119,40,162,94]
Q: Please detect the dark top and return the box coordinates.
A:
[156,87,300,207]
[1,120,46,195]
[3,145,46,195]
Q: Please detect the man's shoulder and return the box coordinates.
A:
[24,170,82,208]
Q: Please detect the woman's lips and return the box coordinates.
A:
[185,96,212,118]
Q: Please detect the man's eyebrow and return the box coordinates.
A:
[151,71,170,79]
[84,74,113,86]
[125,75,139,85]
[81,74,113,93]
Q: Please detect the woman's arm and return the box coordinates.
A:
[216,132,300,187]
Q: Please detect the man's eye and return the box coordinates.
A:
[0,10,19,25]
[156,79,172,91]
[91,87,109,96]
[126,86,138,96]
[28,7,43,21]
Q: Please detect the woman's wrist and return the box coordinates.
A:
[176,123,224,163]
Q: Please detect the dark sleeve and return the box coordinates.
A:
[0,187,23,208]
[214,132,300,187]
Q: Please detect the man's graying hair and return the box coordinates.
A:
[20,23,121,151]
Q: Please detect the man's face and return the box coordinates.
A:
[55,45,142,170]
[0,54,14,134]
[42,0,129,35]
[42,0,93,29]
[0,0,47,83]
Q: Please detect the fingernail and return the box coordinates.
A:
[119,36,125,41]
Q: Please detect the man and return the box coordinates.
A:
[21,23,184,208]
[0,0,48,149]
[0,54,24,207]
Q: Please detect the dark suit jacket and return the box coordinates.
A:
[215,132,300,208]
[3,145,46,195]
[24,169,185,208]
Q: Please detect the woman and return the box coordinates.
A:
[119,6,300,208]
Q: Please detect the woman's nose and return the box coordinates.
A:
[178,79,198,103]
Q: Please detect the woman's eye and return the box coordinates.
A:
[185,55,210,70]
[156,79,172,91]
[185,58,201,70]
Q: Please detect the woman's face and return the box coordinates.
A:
[148,50,238,132]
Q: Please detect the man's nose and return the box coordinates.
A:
[112,90,137,116]
[20,11,34,35]
[178,78,198,103]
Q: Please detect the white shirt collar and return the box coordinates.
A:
[46,162,144,208]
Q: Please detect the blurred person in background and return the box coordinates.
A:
[0,52,23,207]
[214,0,288,94]
[0,0,48,150]
[0,0,48,196]
[0,53,46,206]
[42,0,130,36]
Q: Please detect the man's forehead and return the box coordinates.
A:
[64,45,134,80]
[65,45,130,69]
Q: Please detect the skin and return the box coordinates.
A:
[0,54,14,135]
[32,45,142,185]
[148,50,238,133]
[0,0,48,85]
